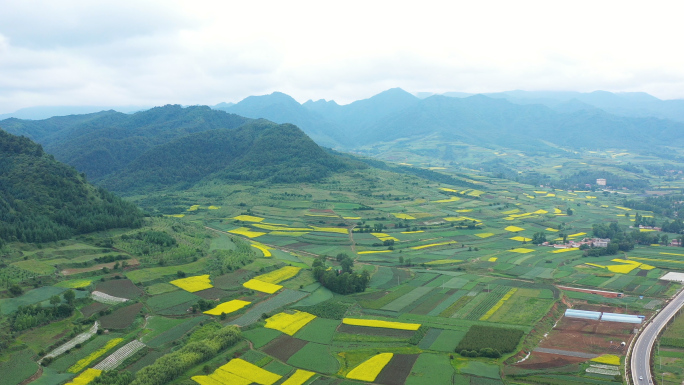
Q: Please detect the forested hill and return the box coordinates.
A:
[99,120,363,194]
[0,105,250,180]
[0,129,143,245]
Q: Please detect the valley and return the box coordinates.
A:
[2,95,684,385]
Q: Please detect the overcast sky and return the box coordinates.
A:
[1,0,683,113]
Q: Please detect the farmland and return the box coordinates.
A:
[5,146,684,385]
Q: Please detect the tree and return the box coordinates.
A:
[49,295,61,307]
[63,290,76,305]
[566,208,574,215]
[531,232,547,245]
[9,285,23,297]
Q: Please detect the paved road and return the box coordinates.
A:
[631,288,684,384]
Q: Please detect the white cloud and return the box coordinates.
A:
[1,0,683,113]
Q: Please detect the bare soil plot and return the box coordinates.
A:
[194,287,230,300]
[100,303,144,329]
[337,324,415,338]
[95,279,143,299]
[375,354,419,385]
[514,352,587,370]
[262,335,308,361]
[539,317,634,355]
[80,302,109,318]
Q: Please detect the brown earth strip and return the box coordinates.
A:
[100,303,144,329]
[194,287,230,300]
[96,279,143,299]
[514,352,587,370]
[375,354,419,385]
[337,324,415,338]
[80,302,109,318]
[262,335,308,361]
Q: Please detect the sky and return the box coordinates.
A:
[1,0,683,113]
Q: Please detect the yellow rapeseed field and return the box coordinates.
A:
[357,250,393,254]
[60,279,92,288]
[342,318,421,330]
[281,370,315,385]
[204,300,251,316]
[444,216,481,222]
[439,187,459,192]
[567,232,587,238]
[401,230,424,234]
[343,216,361,219]
[193,372,250,385]
[475,233,494,238]
[456,209,473,212]
[208,206,220,210]
[228,227,266,238]
[509,248,534,254]
[254,266,301,284]
[591,354,620,366]
[311,226,348,234]
[551,248,579,253]
[488,257,498,262]
[433,196,460,203]
[170,275,213,292]
[480,288,518,320]
[371,233,400,242]
[346,353,393,382]
[243,279,282,294]
[66,368,102,385]
[265,311,316,335]
[68,338,123,373]
[546,227,559,231]
[410,241,457,250]
[250,243,272,257]
[425,259,462,265]
[233,215,265,222]
[188,205,200,211]
[509,236,532,242]
[392,213,416,220]
[220,359,282,385]
[253,224,311,231]
[505,226,525,232]
[615,206,632,211]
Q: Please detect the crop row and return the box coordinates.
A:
[92,291,129,305]
[41,322,99,361]
[94,340,146,371]
[464,286,510,320]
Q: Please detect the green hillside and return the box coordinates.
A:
[99,120,362,194]
[0,129,143,244]
[0,105,250,180]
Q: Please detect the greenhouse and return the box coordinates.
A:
[600,313,644,324]
[564,309,602,320]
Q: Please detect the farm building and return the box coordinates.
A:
[600,313,644,324]
[565,309,601,320]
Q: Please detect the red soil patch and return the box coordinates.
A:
[375,354,419,385]
[539,318,634,355]
[514,352,587,370]
[100,302,144,329]
[62,259,140,276]
[95,279,142,299]
[262,335,308,361]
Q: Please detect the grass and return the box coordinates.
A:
[405,353,455,385]
[287,343,339,374]
[294,318,340,344]
[145,283,178,295]
[0,349,38,385]
[459,360,501,379]
[243,327,283,349]
[125,258,208,283]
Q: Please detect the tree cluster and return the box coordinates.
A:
[312,254,370,294]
